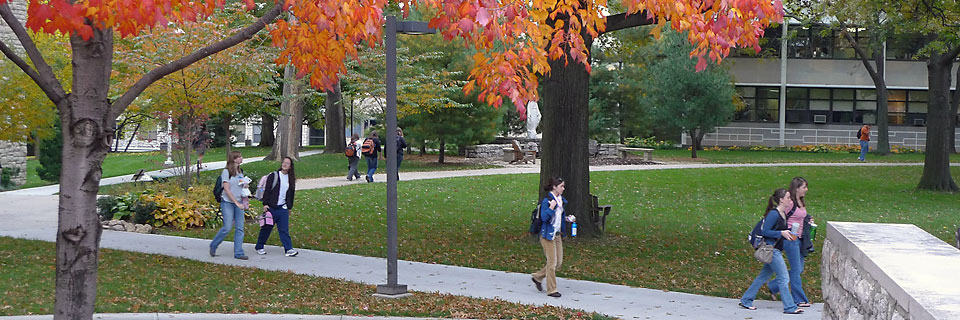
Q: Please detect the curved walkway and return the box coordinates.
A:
[4,161,956,319]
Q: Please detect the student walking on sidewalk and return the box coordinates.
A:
[363,131,382,183]
[254,157,299,257]
[531,177,575,298]
[210,151,249,260]
[739,188,804,314]
[346,133,362,181]
[857,124,870,161]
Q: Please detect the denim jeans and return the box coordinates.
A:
[365,156,378,182]
[255,207,292,251]
[211,201,245,258]
[741,249,797,313]
[347,157,361,180]
[859,140,869,160]
[769,239,809,304]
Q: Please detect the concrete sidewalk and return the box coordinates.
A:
[0,314,463,320]
[0,192,820,319]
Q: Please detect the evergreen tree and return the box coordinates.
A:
[36,121,62,182]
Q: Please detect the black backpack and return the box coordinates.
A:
[213,174,224,202]
[856,128,862,139]
[528,203,543,234]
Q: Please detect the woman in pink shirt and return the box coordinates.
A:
[768,177,814,308]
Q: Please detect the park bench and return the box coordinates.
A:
[591,194,612,232]
[508,140,536,164]
[618,147,654,161]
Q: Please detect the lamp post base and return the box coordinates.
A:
[374,284,410,298]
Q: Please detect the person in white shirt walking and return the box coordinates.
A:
[254,157,299,257]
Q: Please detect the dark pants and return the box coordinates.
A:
[255,207,292,251]
[395,152,403,180]
[347,156,361,180]
[365,156,378,182]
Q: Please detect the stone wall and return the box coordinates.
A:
[0,141,27,186]
[0,0,27,51]
[464,144,511,160]
[822,222,960,320]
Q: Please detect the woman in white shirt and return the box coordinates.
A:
[531,177,574,298]
[254,157,299,257]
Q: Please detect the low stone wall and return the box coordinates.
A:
[822,222,960,320]
[464,144,511,160]
[0,141,27,187]
[597,144,621,159]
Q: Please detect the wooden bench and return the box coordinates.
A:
[618,147,653,161]
[591,194,612,232]
[509,140,536,164]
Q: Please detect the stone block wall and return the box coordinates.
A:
[597,144,621,159]
[0,141,27,186]
[464,144,511,160]
[822,222,960,320]
[0,0,27,51]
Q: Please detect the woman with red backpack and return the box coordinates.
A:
[345,133,362,181]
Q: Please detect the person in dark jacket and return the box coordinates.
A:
[364,131,382,183]
[530,177,574,298]
[254,157,298,257]
[739,188,804,314]
[395,127,407,180]
[767,177,814,308]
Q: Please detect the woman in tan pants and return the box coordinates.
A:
[531,177,574,297]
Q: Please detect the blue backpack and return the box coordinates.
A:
[748,218,765,249]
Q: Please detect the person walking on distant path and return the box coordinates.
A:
[363,131,382,183]
[857,124,870,161]
[210,151,249,260]
[395,127,407,181]
[531,177,575,298]
[255,157,299,257]
[346,133,362,181]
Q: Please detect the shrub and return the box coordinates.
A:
[132,200,157,225]
[96,196,119,221]
[0,167,19,191]
[624,137,676,149]
[36,122,62,182]
[143,190,219,230]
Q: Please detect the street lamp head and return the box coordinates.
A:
[396,21,436,35]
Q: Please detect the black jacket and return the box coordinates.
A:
[787,204,815,257]
[261,171,295,209]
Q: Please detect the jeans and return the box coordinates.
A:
[211,201,245,258]
[347,157,361,180]
[769,239,809,304]
[741,249,797,313]
[859,140,869,160]
[365,156,378,182]
[255,207,292,251]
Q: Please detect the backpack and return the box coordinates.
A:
[213,174,224,202]
[254,172,278,200]
[748,218,766,250]
[361,138,375,156]
[856,128,862,139]
[345,142,357,158]
[528,203,543,234]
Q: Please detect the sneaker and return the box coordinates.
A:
[547,292,561,298]
[285,249,299,257]
[209,247,216,257]
[235,255,249,260]
[256,249,266,255]
[531,277,543,292]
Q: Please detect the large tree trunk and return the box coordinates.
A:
[918,50,959,191]
[266,65,305,161]
[221,114,232,157]
[874,47,890,156]
[540,32,595,238]
[324,81,345,154]
[259,112,275,147]
[438,138,445,163]
[54,28,115,320]
[689,129,702,158]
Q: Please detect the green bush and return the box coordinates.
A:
[0,167,19,191]
[132,200,157,225]
[36,122,62,182]
[624,137,677,149]
[96,196,119,221]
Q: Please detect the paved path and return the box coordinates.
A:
[0,315,463,320]
[6,161,954,319]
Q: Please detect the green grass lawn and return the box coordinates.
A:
[0,237,608,319]
[164,165,960,302]
[649,149,944,163]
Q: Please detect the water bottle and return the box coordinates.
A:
[809,223,818,240]
[791,222,800,237]
[571,222,577,237]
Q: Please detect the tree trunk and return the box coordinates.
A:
[221,114,232,157]
[540,32,595,238]
[266,65,304,161]
[438,138,445,163]
[918,51,959,191]
[54,28,115,320]
[324,81,345,154]
[689,129,700,158]
[259,112,275,147]
[951,63,960,154]
[419,144,426,156]
[874,47,890,155]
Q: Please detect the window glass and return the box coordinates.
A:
[810,88,830,99]
[786,88,807,99]
[888,90,907,101]
[909,91,928,102]
[910,102,928,113]
[834,89,854,100]
[856,101,877,110]
[810,100,831,110]
[833,101,854,111]
[889,101,906,113]
[737,86,756,97]
[857,89,876,100]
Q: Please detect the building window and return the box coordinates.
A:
[855,89,877,124]
[888,90,907,125]
[833,89,855,123]
[757,87,780,122]
[786,87,808,123]
[735,87,757,121]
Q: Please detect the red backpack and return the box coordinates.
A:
[344,142,357,158]
[361,138,375,156]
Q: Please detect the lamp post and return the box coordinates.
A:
[164,114,174,166]
[375,16,435,298]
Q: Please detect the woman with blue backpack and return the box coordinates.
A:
[739,188,805,314]
[254,157,298,257]
[210,151,249,260]
[767,177,815,308]
[530,177,575,298]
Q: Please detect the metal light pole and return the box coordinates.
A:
[375,16,435,298]
[164,114,174,166]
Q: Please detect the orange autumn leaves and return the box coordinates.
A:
[9,0,782,118]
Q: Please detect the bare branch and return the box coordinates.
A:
[603,11,655,34]
[0,40,45,89]
[837,21,881,83]
[0,3,66,103]
[110,3,283,119]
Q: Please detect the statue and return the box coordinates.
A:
[525,101,541,139]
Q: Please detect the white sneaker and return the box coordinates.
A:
[256,249,266,255]
[285,249,299,257]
